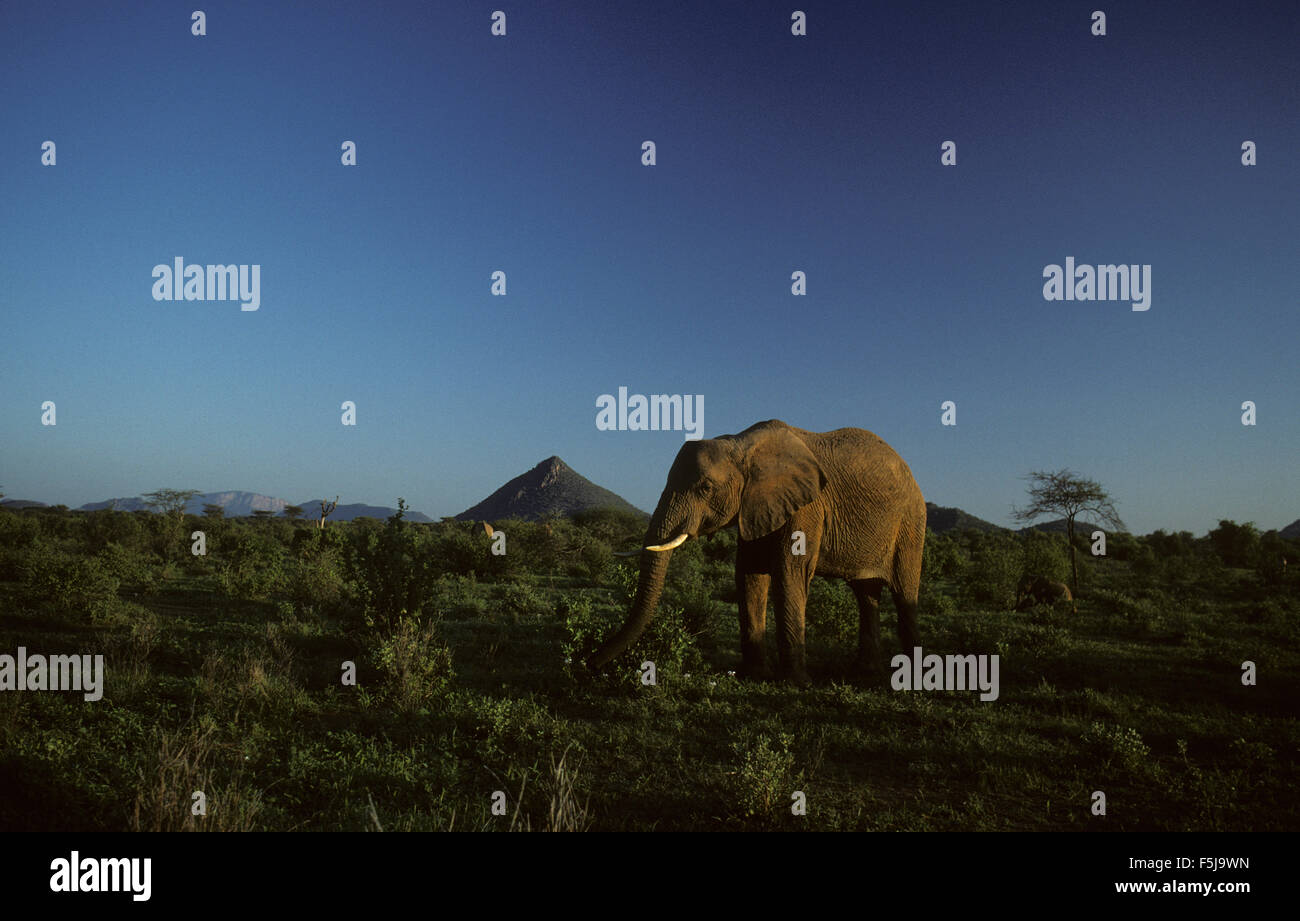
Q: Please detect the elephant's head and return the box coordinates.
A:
[587,422,826,669]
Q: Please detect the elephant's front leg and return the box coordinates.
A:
[770,576,812,687]
[736,570,772,680]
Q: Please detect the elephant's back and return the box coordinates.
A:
[802,426,925,582]
[804,427,924,503]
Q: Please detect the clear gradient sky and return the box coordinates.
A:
[2,0,1297,534]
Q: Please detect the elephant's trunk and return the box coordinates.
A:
[587,518,682,669]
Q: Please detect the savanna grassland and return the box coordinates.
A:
[0,504,1296,831]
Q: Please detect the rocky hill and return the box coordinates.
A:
[925,502,1005,534]
[456,456,644,522]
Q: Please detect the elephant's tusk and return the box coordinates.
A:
[645,533,689,552]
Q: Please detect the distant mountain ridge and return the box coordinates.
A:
[73,491,432,522]
[456,456,645,522]
[297,500,433,523]
[78,491,286,516]
[0,498,47,510]
[4,492,1293,536]
[1018,517,1107,535]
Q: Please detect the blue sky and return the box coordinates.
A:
[2,0,1297,534]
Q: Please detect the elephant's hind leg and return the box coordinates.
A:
[891,527,923,654]
[849,578,886,681]
[895,596,920,654]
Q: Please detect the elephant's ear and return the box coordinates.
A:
[738,430,827,541]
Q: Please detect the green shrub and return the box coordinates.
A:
[349,500,438,629]
[81,508,147,553]
[730,728,798,819]
[1255,531,1291,586]
[0,508,42,549]
[570,507,647,547]
[1089,588,1163,630]
[662,563,724,643]
[501,580,546,618]
[1021,531,1070,585]
[498,520,559,577]
[1131,544,1158,578]
[963,537,1021,609]
[1156,554,1203,585]
[700,528,738,563]
[33,506,80,540]
[1082,721,1152,774]
[568,531,613,583]
[89,595,155,628]
[1208,520,1260,569]
[18,542,120,615]
[430,572,488,619]
[806,577,857,646]
[373,618,455,713]
[94,542,158,591]
[219,530,288,600]
[288,543,348,612]
[561,587,701,684]
[559,592,615,672]
[920,590,958,618]
[922,530,967,582]
[1105,531,1141,561]
[636,602,701,679]
[428,524,481,578]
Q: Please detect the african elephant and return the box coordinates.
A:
[1015,575,1075,613]
[588,420,926,685]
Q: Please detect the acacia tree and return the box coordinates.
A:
[143,488,200,559]
[143,488,199,517]
[1012,469,1123,596]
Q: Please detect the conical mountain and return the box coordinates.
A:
[455,456,645,522]
[925,502,1006,534]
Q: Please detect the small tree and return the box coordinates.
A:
[202,503,225,520]
[1208,520,1260,568]
[318,497,339,530]
[1012,470,1123,597]
[351,498,436,629]
[284,505,304,522]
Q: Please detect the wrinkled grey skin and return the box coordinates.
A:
[1015,575,1075,613]
[588,420,927,686]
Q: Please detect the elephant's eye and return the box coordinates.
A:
[697,481,714,496]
